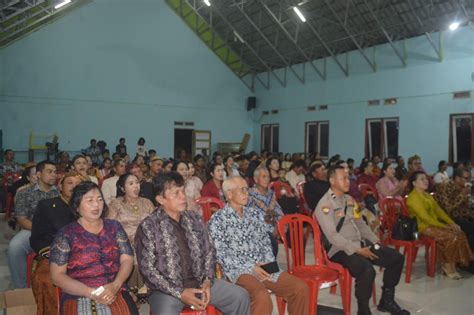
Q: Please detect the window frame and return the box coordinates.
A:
[365,117,399,159]
[304,120,330,158]
[260,124,279,153]
[449,113,474,163]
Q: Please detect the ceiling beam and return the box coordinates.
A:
[258,1,325,80]
[363,0,406,67]
[196,0,287,88]
[324,0,377,72]
[234,1,306,84]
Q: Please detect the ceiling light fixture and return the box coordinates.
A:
[293,6,306,22]
[449,21,460,31]
[54,0,71,9]
[203,0,211,7]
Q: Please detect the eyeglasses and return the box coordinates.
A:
[231,187,249,194]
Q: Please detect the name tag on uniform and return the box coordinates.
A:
[335,209,345,218]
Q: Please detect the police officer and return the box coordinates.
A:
[314,165,409,315]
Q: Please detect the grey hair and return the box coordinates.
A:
[222,176,243,198]
[253,165,269,178]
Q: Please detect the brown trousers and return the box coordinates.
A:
[31,259,58,315]
[236,272,309,315]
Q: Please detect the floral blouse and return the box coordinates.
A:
[107,197,155,243]
[49,219,133,296]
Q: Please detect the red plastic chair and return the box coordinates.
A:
[195,197,224,223]
[378,197,436,283]
[296,181,313,215]
[278,214,342,315]
[26,252,37,288]
[269,181,295,199]
[358,183,379,201]
[2,172,22,220]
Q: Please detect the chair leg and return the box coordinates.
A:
[305,281,320,315]
[341,272,352,315]
[276,297,286,315]
[427,242,437,277]
[405,245,413,283]
[372,284,377,306]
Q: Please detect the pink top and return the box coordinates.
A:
[376,176,403,201]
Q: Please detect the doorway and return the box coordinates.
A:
[174,129,193,160]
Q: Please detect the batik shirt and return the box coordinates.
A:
[247,186,283,234]
[135,208,216,299]
[14,184,59,220]
[208,204,281,283]
[434,181,473,220]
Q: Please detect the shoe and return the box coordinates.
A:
[442,266,462,280]
[377,287,410,315]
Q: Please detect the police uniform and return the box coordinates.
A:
[314,189,406,314]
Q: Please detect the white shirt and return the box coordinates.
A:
[101,175,119,205]
[433,171,449,184]
[285,170,305,195]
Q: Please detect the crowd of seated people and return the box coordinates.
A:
[1,141,474,315]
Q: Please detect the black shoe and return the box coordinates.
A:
[377,287,410,315]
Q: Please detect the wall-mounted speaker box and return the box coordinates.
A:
[247,97,256,111]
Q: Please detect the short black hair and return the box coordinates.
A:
[149,149,156,154]
[408,170,426,191]
[71,154,87,165]
[70,181,107,219]
[152,171,184,197]
[36,160,55,173]
[453,167,469,179]
[4,149,13,156]
[292,159,306,169]
[327,165,345,180]
[438,160,447,171]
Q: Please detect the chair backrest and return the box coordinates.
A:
[269,181,294,199]
[195,197,224,223]
[277,214,327,272]
[2,172,21,190]
[378,197,409,233]
[296,180,312,215]
[358,183,378,201]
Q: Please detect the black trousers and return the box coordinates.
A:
[331,246,404,305]
[455,219,474,250]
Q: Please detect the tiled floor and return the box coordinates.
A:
[1,215,473,314]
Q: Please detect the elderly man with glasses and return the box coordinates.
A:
[208,176,309,315]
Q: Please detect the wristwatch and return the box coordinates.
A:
[373,243,381,250]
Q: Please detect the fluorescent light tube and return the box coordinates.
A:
[449,22,460,31]
[293,6,306,22]
[54,0,71,9]
[204,0,211,7]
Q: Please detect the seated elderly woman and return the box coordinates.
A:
[30,171,83,315]
[50,181,138,315]
[407,171,473,280]
[376,163,408,200]
[107,174,154,297]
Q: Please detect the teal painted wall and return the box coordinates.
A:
[252,27,474,173]
[0,0,253,160]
